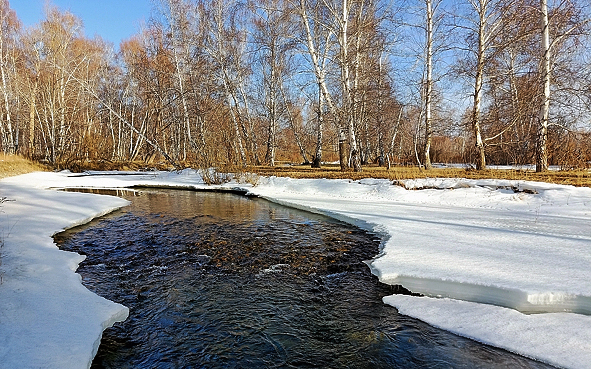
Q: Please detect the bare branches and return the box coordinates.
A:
[0,0,589,170]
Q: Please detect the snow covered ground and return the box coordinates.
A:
[0,174,130,369]
[1,170,590,368]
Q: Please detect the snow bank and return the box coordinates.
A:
[384,295,591,369]
[0,179,130,369]
[2,171,591,368]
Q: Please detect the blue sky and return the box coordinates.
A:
[10,0,154,47]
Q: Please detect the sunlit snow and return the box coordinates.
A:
[1,170,590,368]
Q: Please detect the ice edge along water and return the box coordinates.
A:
[250,190,591,312]
[2,170,591,369]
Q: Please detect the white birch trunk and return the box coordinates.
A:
[29,78,38,158]
[313,82,323,168]
[423,0,434,170]
[299,0,339,119]
[0,28,14,153]
[471,0,487,170]
[537,0,550,172]
[340,0,361,171]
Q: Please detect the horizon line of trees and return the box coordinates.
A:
[0,0,590,172]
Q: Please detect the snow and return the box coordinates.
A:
[0,178,130,369]
[385,295,591,369]
[1,170,591,368]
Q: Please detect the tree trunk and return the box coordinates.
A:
[423,0,434,170]
[265,45,278,167]
[537,0,550,172]
[299,0,342,167]
[472,0,487,170]
[0,31,14,154]
[339,129,347,171]
[340,0,361,172]
[312,83,323,168]
[29,78,38,158]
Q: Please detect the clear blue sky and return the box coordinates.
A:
[10,0,154,47]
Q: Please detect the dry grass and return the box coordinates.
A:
[247,164,591,188]
[0,154,49,180]
[1,155,589,188]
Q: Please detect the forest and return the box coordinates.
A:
[0,0,590,172]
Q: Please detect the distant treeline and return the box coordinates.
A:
[0,0,590,171]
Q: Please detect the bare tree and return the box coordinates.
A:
[335,0,362,171]
[537,0,551,172]
[201,0,249,166]
[298,0,377,172]
[250,0,297,166]
[422,0,435,169]
[0,0,19,154]
[297,0,341,168]
[159,0,198,160]
[462,0,506,169]
[536,0,590,171]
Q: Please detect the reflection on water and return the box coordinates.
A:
[55,189,554,369]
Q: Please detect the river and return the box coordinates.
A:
[55,189,554,368]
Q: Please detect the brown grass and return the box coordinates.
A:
[0,154,49,180]
[247,164,591,188]
[1,156,590,188]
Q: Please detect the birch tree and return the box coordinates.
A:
[0,0,19,154]
[201,0,249,165]
[250,0,297,166]
[536,0,590,172]
[159,0,197,160]
[336,0,362,171]
[537,0,550,172]
[463,0,506,169]
[422,0,435,170]
[297,0,340,168]
[30,6,85,164]
[298,0,370,171]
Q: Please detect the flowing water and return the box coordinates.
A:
[55,189,555,369]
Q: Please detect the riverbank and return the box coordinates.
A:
[0,154,48,179]
[3,153,590,187]
[1,170,590,368]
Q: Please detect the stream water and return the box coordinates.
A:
[55,189,555,369]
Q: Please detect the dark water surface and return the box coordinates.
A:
[55,189,554,369]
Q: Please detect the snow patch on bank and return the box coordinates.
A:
[0,179,130,369]
[385,295,591,369]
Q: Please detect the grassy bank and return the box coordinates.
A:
[0,156,589,188]
[0,155,48,180]
[249,164,591,188]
